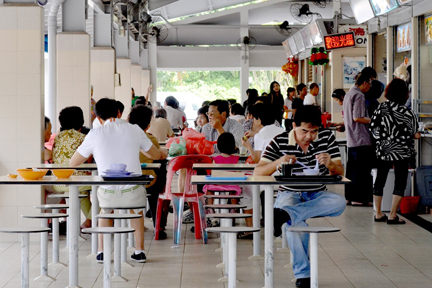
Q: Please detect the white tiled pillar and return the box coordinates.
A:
[0,4,44,241]
[91,47,115,102]
[57,32,91,128]
[131,64,142,96]
[115,58,131,119]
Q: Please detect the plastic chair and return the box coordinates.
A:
[155,155,212,245]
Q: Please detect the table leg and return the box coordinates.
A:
[227,233,237,288]
[35,218,54,281]
[310,233,318,288]
[103,233,112,288]
[112,219,127,282]
[91,170,99,256]
[263,185,274,288]
[249,185,263,260]
[67,186,79,288]
[21,233,29,288]
[50,209,66,268]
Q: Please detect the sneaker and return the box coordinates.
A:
[131,252,147,263]
[237,232,254,240]
[182,209,194,224]
[211,219,220,227]
[96,253,103,263]
[206,218,213,228]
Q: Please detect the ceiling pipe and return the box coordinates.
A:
[47,0,66,132]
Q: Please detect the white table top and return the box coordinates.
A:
[21,213,68,219]
[0,227,50,233]
[0,176,152,186]
[191,175,350,185]
[32,163,161,170]
[287,227,341,233]
[193,163,257,170]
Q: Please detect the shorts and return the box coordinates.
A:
[98,185,146,214]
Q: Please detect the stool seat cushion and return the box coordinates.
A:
[0,227,50,233]
[96,214,142,220]
[207,227,260,234]
[82,227,135,234]
[21,213,68,219]
[205,213,252,219]
[204,204,247,209]
[287,227,340,233]
[34,204,69,209]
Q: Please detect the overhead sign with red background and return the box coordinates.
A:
[324,32,356,50]
[339,25,368,47]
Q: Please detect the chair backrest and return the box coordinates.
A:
[165,155,213,199]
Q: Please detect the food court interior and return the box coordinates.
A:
[2,0,432,287]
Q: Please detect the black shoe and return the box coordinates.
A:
[295,278,310,288]
[237,232,254,240]
[59,221,67,235]
[131,252,147,263]
[96,252,103,263]
[157,231,167,240]
[273,208,290,237]
[190,226,195,233]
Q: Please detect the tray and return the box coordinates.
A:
[101,175,154,181]
[273,175,342,182]
[205,176,248,181]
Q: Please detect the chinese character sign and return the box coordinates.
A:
[339,25,368,47]
[324,32,356,50]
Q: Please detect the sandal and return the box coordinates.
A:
[374,214,388,222]
[387,215,406,225]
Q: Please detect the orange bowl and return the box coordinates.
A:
[52,169,75,179]
[16,169,48,180]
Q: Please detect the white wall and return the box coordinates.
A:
[91,47,115,102]
[115,58,132,119]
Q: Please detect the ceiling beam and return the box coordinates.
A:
[149,0,180,11]
[88,0,106,14]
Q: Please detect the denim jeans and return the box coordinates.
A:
[274,191,346,279]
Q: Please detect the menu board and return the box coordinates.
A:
[369,0,399,16]
[309,21,323,45]
[293,32,305,52]
[300,27,313,49]
[396,22,412,52]
[426,15,432,45]
[288,37,298,55]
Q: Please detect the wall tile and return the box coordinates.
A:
[0,30,18,52]
[57,97,74,112]
[0,52,17,74]
[0,74,17,96]
[73,65,89,83]
[90,49,101,62]
[17,7,42,30]
[16,186,42,207]
[17,51,41,74]
[0,7,17,30]
[0,206,18,241]
[72,82,89,99]
[57,51,73,66]
[100,50,115,62]
[0,118,17,141]
[73,51,89,66]
[73,34,90,51]
[57,65,73,84]
[17,113,40,140]
[17,139,40,162]
[57,80,73,99]
[17,74,41,96]
[0,96,17,118]
[17,30,42,52]
[0,186,18,206]
[0,140,18,162]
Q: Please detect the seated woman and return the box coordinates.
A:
[147,108,174,142]
[52,106,92,229]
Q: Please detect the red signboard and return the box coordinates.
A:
[324,32,356,50]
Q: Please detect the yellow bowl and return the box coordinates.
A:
[52,169,75,179]
[7,174,17,178]
[16,169,48,180]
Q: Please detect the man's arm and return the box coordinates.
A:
[353,117,370,124]
[254,154,296,176]
[70,151,88,167]
[141,145,162,160]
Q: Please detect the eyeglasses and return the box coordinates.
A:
[206,112,218,117]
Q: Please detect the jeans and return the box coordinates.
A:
[274,191,346,279]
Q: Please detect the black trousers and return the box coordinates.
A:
[373,159,409,197]
[146,159,168,228]
[345,146,374,203]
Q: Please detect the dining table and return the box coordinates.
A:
[32,163,161,257]
[191,174,350,288]
[192,163,261,259]
[0,175,152,288]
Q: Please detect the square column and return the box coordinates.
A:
[0,4,44,241]
[57,32,91,127]
[115,58,132,119]
[91,47,115,102]
[141,69,150,101]
[131,64,142,96]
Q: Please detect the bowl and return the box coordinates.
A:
[16,169,48,180]
[303,169,320,176]
[110,163,127,171]
[7,174,17,179]
[52,169,75,179]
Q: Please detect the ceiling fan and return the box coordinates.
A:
[236,36,257,51]
[274,21,296,37]
[290,4,322,24]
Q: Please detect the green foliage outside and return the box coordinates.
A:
[157,70,295,103]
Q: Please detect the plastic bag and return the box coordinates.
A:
[167,137,187,156]
[182,128,205,141]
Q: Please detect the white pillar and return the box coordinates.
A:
[411,17,419,102]
[366,33,373,67]
[91,47,115,102]
[386,26,394,85]
[115,58,132,118]
[148,41,158,105]
[240,10,249,104]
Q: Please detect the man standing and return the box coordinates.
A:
[254,105,346,288]
[71,98,166,263]
[343,72,374,206]
[202,99,243,152]
[303,83,319,105]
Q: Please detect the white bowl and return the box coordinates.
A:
[303,169,320,176]
[110,163,126,171]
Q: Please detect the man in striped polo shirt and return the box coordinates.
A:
[254,105,346,288]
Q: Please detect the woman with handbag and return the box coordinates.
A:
[369,79,421,224]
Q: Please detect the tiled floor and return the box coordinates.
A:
[1,184,432,287]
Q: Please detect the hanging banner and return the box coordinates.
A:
[339,25,368,47]
[396,22,412,53]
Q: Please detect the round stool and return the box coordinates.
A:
[21,213,68,281]
[82,227,135,288]
[207,227,260,288]
[287,226,341,288]
[0,227,50,288]
[96,213,142,282]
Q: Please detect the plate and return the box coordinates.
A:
[103,170,133,176]
[205,176,248,180]
[101,175,154,181]
[105,169,128,173]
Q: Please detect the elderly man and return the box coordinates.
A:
[201,99,243,152]
[254,105,346,288]
[303,83,319,105]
